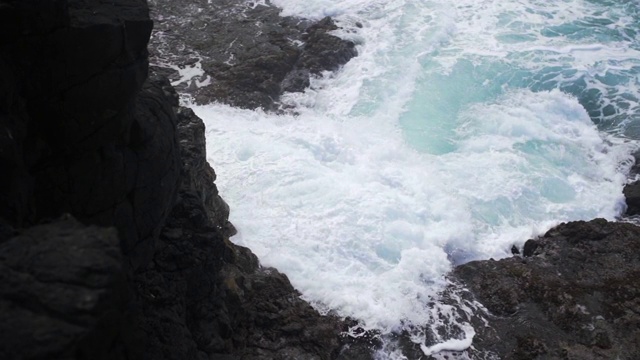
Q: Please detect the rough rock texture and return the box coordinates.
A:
[0,217,128,360]
[148,0,359,109]
[623,182,640,216]
[453,219,640,360]
[0,0,177,357]
[623,151,640,216]
[0,1,363,359]
[133,87,350,359]
[0,0,179,270]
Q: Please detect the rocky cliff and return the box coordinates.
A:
[2,1,639,360]
[0,1,355,359]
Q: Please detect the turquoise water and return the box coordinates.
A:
[196,0,640,357]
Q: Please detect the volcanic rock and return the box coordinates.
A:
[0,0,180,270]
[0,1,368,359]
[453,219,640,359]
[623,181,640,216]
[132,95,353,359]
[0,217,128,360]
[148,0,358,109]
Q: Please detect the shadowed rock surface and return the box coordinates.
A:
[148,0,358,110]
[0,217,128,360]
[0,1,363,359]
[133,84,352,359]
[0,0,178,270]
[622,152,640,216]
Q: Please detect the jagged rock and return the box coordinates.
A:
[623,181,640,216]
[148,0,358,109]
[1,1,368,359]
[623,151,640,216]
[453,219,640,359]
[133,103,352,359]
[0,216,129,360]
[175,103,236,237]
[0,0,180,269]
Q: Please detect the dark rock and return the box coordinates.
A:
[0,1,367,359]
[133,105,355,359]
[0,216,129,360]
[623,180,640,216]
[453,219,640,359]
[174,105,235,237]
[511,244,520,255]
[623,151,640,216]
[0,0,180,270]
[148,0,358,110]
[522,239,538,257]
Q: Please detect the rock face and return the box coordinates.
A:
[623,181,640,216]
[0,0,178,357]
[0,1,358,359]
[133,83,348,359]
[0,0,179,270]
[0,217,128,360]
[453,219,640,359]
[148,0,358,110]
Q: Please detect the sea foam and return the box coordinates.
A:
[199,0,640,357]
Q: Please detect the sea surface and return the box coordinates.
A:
[193,0,640,357]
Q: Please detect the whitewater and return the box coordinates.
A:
[192,0,640,357]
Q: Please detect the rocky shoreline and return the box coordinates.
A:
[147,0,358,110]
[0,1,355,359]
[1,1,639,360]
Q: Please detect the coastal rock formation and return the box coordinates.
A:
[453,219,640,359]
[3,1,639,360]
[0,1,356,359]
[133,84,348,359]
[623,182,640,216]
[622,152,640,216]
[0,0,178,357]
[0,217,128,360]
[148,0,358,109]
[0,0,179,270]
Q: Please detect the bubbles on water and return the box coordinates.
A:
[199,0,640,357]
[195,89,635,358]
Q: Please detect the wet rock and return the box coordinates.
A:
[453,219,640,359]
[623,180,640,216]
[623,151,640,216]
[148,0,358,110]
[133,103,358,359]
[522,239,538,257]
[511,244,520,255]
[175,104,236,237]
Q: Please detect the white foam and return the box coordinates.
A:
[195,0,640,357]
[195,89,635,334]
[420,324,475,355]
[151,59,212,89]
[273,0,640,134]
[245,0,269,9]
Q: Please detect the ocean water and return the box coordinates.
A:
[193,0,640,357]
